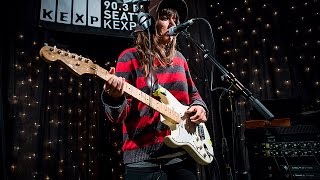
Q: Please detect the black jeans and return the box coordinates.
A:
[124,158,198,180]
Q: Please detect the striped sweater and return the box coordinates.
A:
[102,47,208,164]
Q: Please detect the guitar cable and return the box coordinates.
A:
[212,86,234,180]
[281,151,294,180]
[311,151,320,166]
[156,164,163,180]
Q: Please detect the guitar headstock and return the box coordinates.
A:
[39,45,97,76]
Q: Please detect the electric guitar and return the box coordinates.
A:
[39,45,214,165]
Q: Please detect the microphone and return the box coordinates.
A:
[168,19,195,36]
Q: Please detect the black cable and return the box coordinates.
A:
[272,155,281,173]
[281,151,294,180]
[191,18,216,56]
[311,152,320,166]
[212,85,234,180]
[147,27,155,95]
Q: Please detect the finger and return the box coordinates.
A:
[111,77,119,90]
[103,83,108,91]
[190,111,207,123]
[106,75,114,85]
[202,115,207,122]
[104,81,112,90]
[186,106,196,113]
[114,77,125,92]
[115,78,123,91]
[191,117,206,124]
[109,67,116,74]
[119,78,125,91]
[190,113,199,120]
[189,108,200,119]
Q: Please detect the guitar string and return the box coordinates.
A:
[50,47,214,164]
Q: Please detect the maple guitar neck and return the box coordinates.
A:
[38,45,181,124]
[95,66,181,124]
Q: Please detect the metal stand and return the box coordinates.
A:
[228,93,250,180]
[181,32,274,180]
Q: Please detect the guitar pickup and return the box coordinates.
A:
[198,125,205,140]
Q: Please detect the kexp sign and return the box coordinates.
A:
[39,0,139,37]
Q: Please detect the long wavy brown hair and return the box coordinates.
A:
[134,8,180,76]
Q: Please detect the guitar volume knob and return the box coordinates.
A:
[203,153,207,158]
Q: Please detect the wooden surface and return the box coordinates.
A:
[245,118,291,129]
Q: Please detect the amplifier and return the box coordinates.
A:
[245,125,320,180]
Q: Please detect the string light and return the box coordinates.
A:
[6,1,319,179]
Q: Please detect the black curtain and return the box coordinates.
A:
[1,0,219,179]
[2,0,320,180]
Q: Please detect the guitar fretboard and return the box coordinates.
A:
[96,66,181,124]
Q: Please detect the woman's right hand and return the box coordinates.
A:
[103,67,125,98]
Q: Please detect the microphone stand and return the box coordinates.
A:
[181,32,274,180]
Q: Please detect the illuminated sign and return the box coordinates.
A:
[39,0,140,38]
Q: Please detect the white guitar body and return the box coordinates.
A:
[155,87,214,165]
